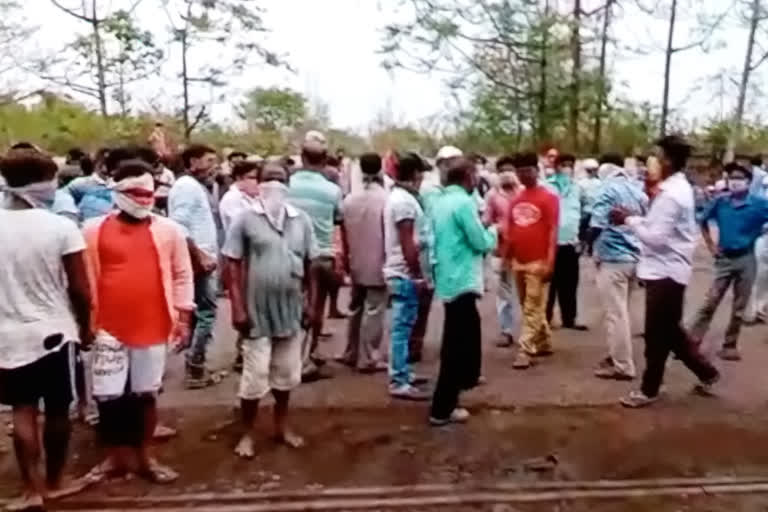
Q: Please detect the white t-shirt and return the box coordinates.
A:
[0,208,86,369]
[383,186,424,280]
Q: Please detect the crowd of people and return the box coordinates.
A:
[1,130,768,510]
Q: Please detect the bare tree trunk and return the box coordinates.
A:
[660,0,677,137]
[569,0,581,152]
[592,0,612,154]
[725,0,761,162]
[91,0,108,117]
[181,29,191,141]
[537,0,550,144]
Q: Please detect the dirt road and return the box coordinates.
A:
[3,248,768,510]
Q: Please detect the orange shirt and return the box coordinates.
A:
[505,185,559,264]
[96,216,171,347]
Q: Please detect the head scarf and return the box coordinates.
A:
[112,173,155,219]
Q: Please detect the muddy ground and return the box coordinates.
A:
[3,249,768,510]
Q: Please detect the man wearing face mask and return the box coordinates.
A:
[0,149,92,510]
[546,153,588,331]
[82,158,194,484]
[224,163,315,459]
[430,157,496,425]
[687,162,768,362]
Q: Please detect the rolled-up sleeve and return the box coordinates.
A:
[170,223,195,312]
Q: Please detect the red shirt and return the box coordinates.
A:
[505,185,559,264]
[97,216,171,346]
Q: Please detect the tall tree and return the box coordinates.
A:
[45,1,158,117]
[161,0,281,140]
[592,0,614,153]
[0,1,40,104]
[237,87,307,132]
[635,0,730,136]
[726,0,768,161]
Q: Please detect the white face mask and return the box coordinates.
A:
[259,181,288,224]
[729,178,749,193]
[112,173,155,219]
[6,179,58,209]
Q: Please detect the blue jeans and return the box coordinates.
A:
[388,277,420,387]
[188,270,219,369]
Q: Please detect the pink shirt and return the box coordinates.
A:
[484,188,517,226]
[342,182,388,286]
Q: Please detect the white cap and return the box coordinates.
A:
[582,158,599,170]
[436,145,463,161]
[302,130,328,152]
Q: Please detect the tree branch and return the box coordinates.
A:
[186,105,206,137]
[49,0,99,22]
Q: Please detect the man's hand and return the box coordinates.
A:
[232,307,251,337]
[706,241,722,258]
[200,253,218,273]
[79,327,95,351]
[171,321,192,353]
[609,206,630,226]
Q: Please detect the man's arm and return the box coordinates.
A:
[455,199,497,254]
[625,194,680,250]
[221,215,249,334]
[62,251,93,348]
[397,219,423,279]
[544,196,560,279]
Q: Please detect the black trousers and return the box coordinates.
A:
[546,244,580,326]
[430,294,482,420]
[641,278,719,397]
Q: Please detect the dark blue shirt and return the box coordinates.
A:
[699,194,768,252]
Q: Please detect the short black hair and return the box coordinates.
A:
[360,152,382,175]
[725,162,752,181]
[496,155,515,170]
[66,148,86,163]
[1,149,58,187]
[301,148,327,166]
[600,152,624,167]
[10,142,35,151]
[556,153,576,166]
[182,144,216,169]
[113,159,154,182]
[751,154,763,167]
[228,151,248,162]
[469,152,487,165]
[231,161,260,180]
[656,134,693,171]
[394,152,427,182]
[105,146,140,173]
[134,146,160,167]
[445,157,475,186]
[513,151,539,169]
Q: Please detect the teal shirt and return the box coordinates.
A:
[547,174,585,245]
[287,170,343,258]
[431,185,497,302]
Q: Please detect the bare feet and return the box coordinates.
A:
[47,476,90,500]
[276,430,305,448]
[234,434,256,459]
[153,424,178,440]
[138,459,179,484]
[5,492,44,512]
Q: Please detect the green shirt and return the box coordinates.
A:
[431,185,497,302]
[287,170,343,258]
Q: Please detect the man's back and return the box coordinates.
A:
[67,175,113,220]
[343,183,388,286]
[287,170,343,258]
[591,175,648,263]
[0,208,85,368]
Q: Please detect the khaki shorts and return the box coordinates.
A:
[239,333,303,400]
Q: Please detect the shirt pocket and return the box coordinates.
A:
[288,250,304,280]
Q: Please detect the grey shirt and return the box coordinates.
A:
[222,201,316,339]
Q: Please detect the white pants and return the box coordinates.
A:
[596,262,637,377]
[91,331,167,399]
[747,234,768,322]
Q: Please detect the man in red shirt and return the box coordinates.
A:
[504,152,560,370]
[83,156,194,484]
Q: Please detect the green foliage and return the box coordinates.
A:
[237,87,307,131]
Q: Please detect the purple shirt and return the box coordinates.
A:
[343,181,388,287]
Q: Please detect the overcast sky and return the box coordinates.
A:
[20,0,766,132]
